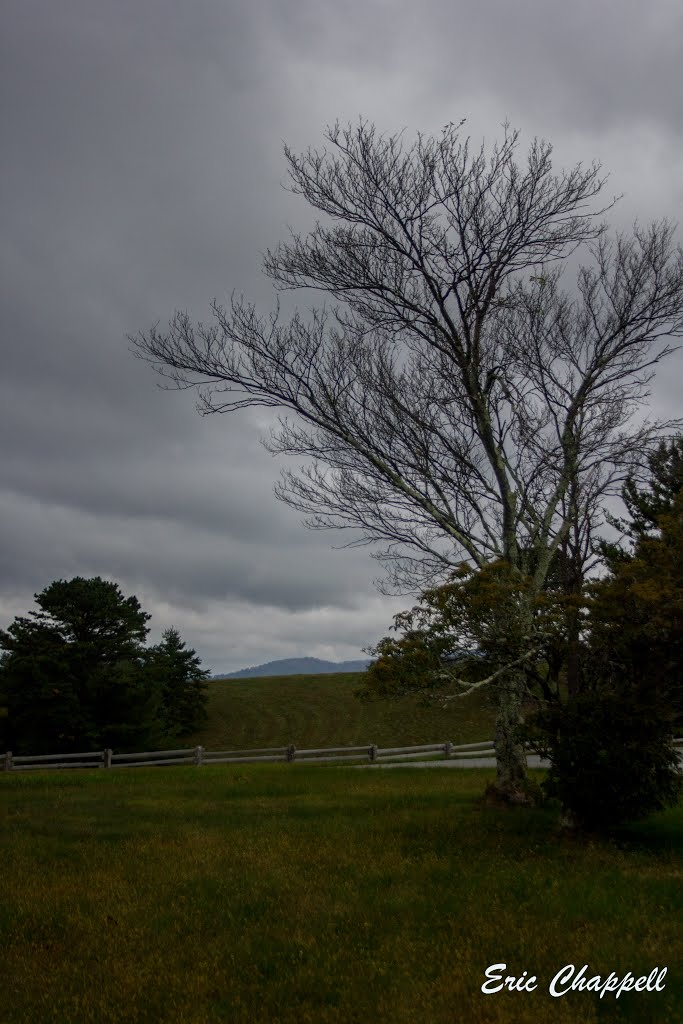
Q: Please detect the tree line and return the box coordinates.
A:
[0,577,209,755]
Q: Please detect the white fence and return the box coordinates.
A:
[4,737,683,773]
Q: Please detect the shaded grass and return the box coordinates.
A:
[1,766,681,1023]
[188,672,496,751]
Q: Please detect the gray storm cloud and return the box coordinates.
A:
[1,0,681,671]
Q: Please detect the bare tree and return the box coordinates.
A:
[130,120,683,801]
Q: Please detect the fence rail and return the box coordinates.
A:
[3,738,683,773]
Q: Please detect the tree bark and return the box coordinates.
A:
[490,669,531,803]
[566,610,580,698]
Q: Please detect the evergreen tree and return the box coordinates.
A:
[0,577,157,753]
[589,486,683,724]
[591,436,683,713]
[146,627,209,737]
[0,620,91,753]
[602,437,683,560]
[527,442,683,829]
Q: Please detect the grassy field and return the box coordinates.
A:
[188,672,497,751]
[2,764,681,1024]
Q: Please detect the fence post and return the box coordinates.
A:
[3,751,12,772]
[194,745,204,767]
[369,744,377,763]
[286,744,296,763]
[103,748,112,769]
[444,741,453,760]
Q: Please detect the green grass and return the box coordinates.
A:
[188,672,497,751]
[2,765,681,1023]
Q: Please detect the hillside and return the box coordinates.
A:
[214,656,370,679]
[188,671,496,751]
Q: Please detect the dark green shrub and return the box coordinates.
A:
[527,688,682,831]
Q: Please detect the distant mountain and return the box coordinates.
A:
[213,656,371,680]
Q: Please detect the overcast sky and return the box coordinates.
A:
[2,1,682,674]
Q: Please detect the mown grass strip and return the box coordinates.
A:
[189,672,497,752]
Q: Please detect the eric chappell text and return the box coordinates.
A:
[482,963,667,999]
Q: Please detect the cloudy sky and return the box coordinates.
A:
[2,1,682,674]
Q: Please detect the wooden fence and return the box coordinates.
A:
[3,737,683,773]
[4,739,498,771]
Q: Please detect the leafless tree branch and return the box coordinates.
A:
[129,118,683,797]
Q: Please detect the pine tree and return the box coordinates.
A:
[591,436,683,712]
[528,443,683,829]
[146,627,209,738]
[589,487,683,721]
[602,437,683,561]
[0,577,157,753]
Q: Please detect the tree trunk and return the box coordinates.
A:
[490,669,532,804]
[566,610,580,698]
